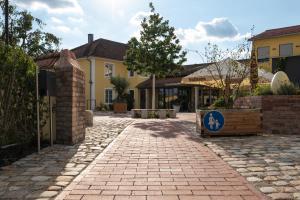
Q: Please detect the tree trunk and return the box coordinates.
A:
[152,74,155,109]
[224,80,230,107]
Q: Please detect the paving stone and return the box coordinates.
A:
[247,177,262,182]
[273,181,289,186]
[264,176,278,181]
[31,176,52,182]
[291,180,300,186]
[294,193,300,199]
[260,187,277,193]
[268,192,293,200]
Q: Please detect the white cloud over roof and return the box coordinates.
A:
[176,18,251,45]
[14,0,83,15]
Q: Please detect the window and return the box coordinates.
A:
[280,43,293,57]
[105,89,113,104]
[257,46,270,62]
[104,63,114,77]
[128,70,134,77]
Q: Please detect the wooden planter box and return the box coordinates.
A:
[113,103,127,113]
[196,109,262,137]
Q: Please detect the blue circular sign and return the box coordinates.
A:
[203,111,225,132]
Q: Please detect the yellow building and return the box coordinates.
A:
[72,34,148,110]
[250,25,300,72]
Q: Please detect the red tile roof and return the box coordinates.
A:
[72,38,128,61]
[136,77,184,89]
[249,25,300,41]
[35,52,60,70]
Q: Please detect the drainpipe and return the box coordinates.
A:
[87,34,95,110]
[87,58,92,110]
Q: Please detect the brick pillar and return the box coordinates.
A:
[55,49,86,145]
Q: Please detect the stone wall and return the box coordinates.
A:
[55,50,86,145]
[234,96,300,134]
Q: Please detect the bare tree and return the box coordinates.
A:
[203,41,251,106]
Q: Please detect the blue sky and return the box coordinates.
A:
[14,0,300,64]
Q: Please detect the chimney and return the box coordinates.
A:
[88,34,94,43]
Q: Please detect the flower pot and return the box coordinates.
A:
[113,102,127,113]
[172,105,180,113]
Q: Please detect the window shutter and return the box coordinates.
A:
[280,44,293,57]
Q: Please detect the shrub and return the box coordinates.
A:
[96,103,110,112]
[277,83,298,95]
[212,96,233,108]
[0,44,48,146]
[253,84,273,96]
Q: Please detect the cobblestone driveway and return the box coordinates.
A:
[177,113,300,200]
[0,113,133,199]
[205,135,300,200]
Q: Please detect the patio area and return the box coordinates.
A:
[1,113,300,199]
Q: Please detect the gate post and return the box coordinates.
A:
[55,50,86,145]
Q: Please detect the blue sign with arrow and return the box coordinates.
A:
[203,110,225,132]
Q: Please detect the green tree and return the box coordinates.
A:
[124,3,186,109]
[110,75,130,103]
[0,0,60,58]
[0,43,47,146]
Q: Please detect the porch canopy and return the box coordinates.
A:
[181,58,273,88]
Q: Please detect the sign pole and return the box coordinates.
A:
[36,66,40,153]
[50,96,53,146]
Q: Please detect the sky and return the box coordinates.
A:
[13,0,300,64]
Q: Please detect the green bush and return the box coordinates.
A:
[253,84,273,96]
[277,83,298,95]
[96,103,110,112]
[212,96,233,108]
[0,44,48,146]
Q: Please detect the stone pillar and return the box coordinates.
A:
[55,50,86,145]
[194,87,199,112]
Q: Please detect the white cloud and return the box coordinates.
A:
[14,0,83,15]
[68,17,84,23]
[129,11,151,38]
[51,17,63,24]
[176,18,251,45]
[56,25,71,33]
[130,11,151,26]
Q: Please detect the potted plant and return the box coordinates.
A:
[172,98,181,113]
[110,76,130,113]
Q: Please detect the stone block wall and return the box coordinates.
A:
[234,96,300,135]
[55,50,86,145]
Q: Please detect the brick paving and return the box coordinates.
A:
[0,114,133,199]
[57,118,266,200]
